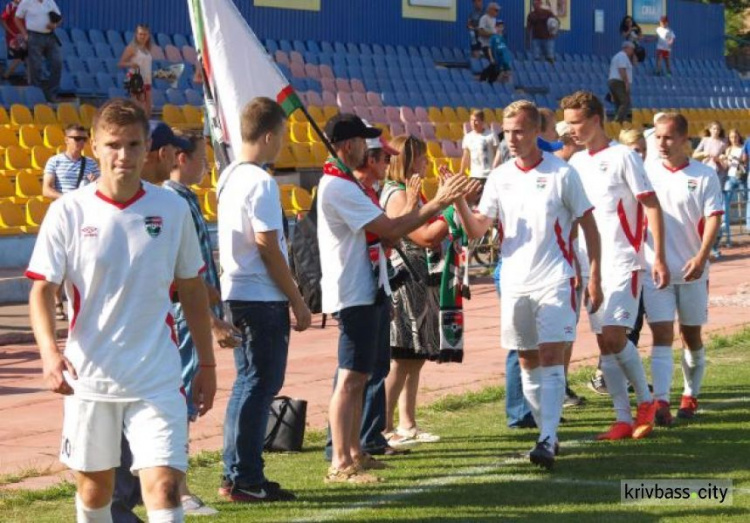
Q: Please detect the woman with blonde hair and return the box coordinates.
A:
[118,24,154,116]
[618,128,647,160]
[380,134,451,447]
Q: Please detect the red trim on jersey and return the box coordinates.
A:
[708,210,724,217]
[554,218,573,265]
[697,217,705,239]
[635,191,656,202]
[569,277,577,312]
[497,220,504,244]
[581,206,595,218]
[25,270,46,280]
[70,284,81,331]
[617,199,644,252]
[514,156,543,173]
[179,386,187,401]
[630,270,639,298]
[95,186,146,210]
[587,144,610,156]
[662,161,689,173]
[197,264,207,275]
[165,313,178,346]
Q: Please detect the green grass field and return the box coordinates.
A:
[2,331,749,522]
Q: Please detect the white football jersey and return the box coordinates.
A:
[479,152,593,292]
[643,159,724,283]
[26,183,205,401]
[569,144,654,280]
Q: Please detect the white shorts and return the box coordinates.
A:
[60,390,188,473]
[589,270,642,334]
[501,278,577,350]
[643,277,708,326]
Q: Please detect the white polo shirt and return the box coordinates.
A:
[569,144,654,280]
[217,161,288,302]
[609,50,632,83]
[16,0,60,33]
[478,152,593,292]
[644,159,724,283]
[317,175,383,313]
[26,182,205,401]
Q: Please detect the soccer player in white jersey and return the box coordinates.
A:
[645,113,723,425]
[562,91,670,441]
[455,100,603,469]
[27,98,217,523]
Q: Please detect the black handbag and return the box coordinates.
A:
[264,396,307,452]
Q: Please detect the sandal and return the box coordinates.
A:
[384,431,419,448]
[55,302,68,321]
[353,453,389,471]
[396,427,441,443]
[324,464,382,484]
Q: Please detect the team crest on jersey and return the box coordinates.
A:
[598,161,609,172]
[144,216,163,238]
[81,226,98,238]
[687,179,698,192]
[536,176,548,190]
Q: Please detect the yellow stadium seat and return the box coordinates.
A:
[203,190,217,216]
[83,142,94,158]
[0,175,14,198]
[162,105,188,130]
[290,122,310,143]
[10,104,33,128]
[0,200,33,234]
[0,127,17,148]
[291,143,316,169]
[57,103,82,127]
[291,186,313,213]
[306,106,323,122]
[15,169,42,198]
[421,177,438,200]
[0,106,10,128]
[434,123,451,141]
[322,106,338,121]
[448,157,462,174]
[494,108,504,122]
[289,110,306,123]
[19,125,43,149]
[426,141,444,159]
[428,107,445,124]
[79,104,97,129]
[31,146,55,170]
[26,197,50,227]
[455,107,470,123]
[278,184,296,218]
[182,105,203,130]
[274,145,295,170]
[311,142,327,163]
[441,107,458,123]
[33,104,58,126]
[448,123,465,141]
[310,185,317,200]
[5,146,31,169]
[482,109,496,123]
[43,125,65,148]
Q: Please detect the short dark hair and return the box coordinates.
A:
[560,91,605,128]
[173,130,203,156]
[240,97,287,143]
[470,109,485,121]
[65,123,87,135]
[358,148,384,170]
[656,112,689,138]
[92,98,149,139]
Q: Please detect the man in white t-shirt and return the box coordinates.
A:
[319,113,470,484]
[27,98,216,522]
[460,109,500,183]
[608,41,635,124]
[455,100,603,470]
[562,90,669,441]
[477,2,500,59]
[15,0,62,102]
[644,112,723,426]
[655,16,675,77]
[217,97,311,503]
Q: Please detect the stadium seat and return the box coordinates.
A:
[65,56,86,73]
[150,45,166,61]
[181,105,203,130]
[6,147,30,170]
[0,176,14,199]
[274,145,295,170]
[0,86,23,107]
[31,146,54,170]
[33,105,58,127]
[0,200,32,235]
[73,73,97,96]
[291,186,313,214]
[184,89,203,107]
[43,125,65,148]
[166,88,187,106]
[0,126,17,147]
[156,33,172,48]
[70,28,88,45]
[19,125,43,148]
[10,104,33,127]
[57,104,82,127]
[106,29,125,48]
[26,198,50,227]
[162,105,189,130]
[182,46,198,66]
[94,44,114,60]
[75,42,94,59]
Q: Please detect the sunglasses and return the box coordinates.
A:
[67,136,88,142]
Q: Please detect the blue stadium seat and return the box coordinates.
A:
[88,29,106,46]
[264,39,278,54]
[152,90,166,111]
[65,56,85,73]
[396,45,408,57]
[384,45,397,55]
[346,43,359,55]
[56,29,71,46]
[106,29,125,48]
[152,78,171,91]
[0,85,23,107]
[104,59,120,76]
[359,43,372,55]
[96,73,116,94]
[59,73,76,95]
[124,30,135,44]
[371,44,385,56]
[94,44,114,60]
[320,41,334,54]
[185,89,203,106]
[74,72,97,96]
[290,78,308,92]
[333,42,347,55]
[156,33,172,48]
[75,43,94,59]
[305,40,320,54]
[108,86,127,99]
[70,28,89,45]
[173,33,190,48]
[23,86,46,107]
[318,54,332,67]
[83,57,103,74]
[292,40,306,54]
[166,88,187,105]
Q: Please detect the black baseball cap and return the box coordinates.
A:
[324,113,381,144]
[149,121,191,152]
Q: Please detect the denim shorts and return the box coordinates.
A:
[334,302,384,374]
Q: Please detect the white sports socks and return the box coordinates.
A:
[651,345,674,402]
[147,507,185,523]
[75,494,112,523]
[600,354,633,423]
[520,365,542,427]
[682,347,706,397]
[615,341,652,404]
[539,365,565,444]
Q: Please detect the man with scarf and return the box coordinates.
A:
[318,114,471,484]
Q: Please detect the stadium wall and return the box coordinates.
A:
[56,0,724,61]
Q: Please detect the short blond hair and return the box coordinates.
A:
[387,134,427,184]
[503,100,541,129]
[619,128,644,147]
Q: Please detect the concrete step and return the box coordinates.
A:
[0,268,31,305]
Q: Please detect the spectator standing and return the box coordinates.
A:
[721,130,745,227]
[467,0,484,59]
[526,0,557,64]
[742,135,750,230]
[14,0,62,102]
[217,98,311,502]
[655,16,675,77]
[619,15,642,44]
[460,110,500,183]
[119,24,154,116]
[1,0,27,80]
[694,122,728,254]
[477,2,500,60]
[608,41,635,124]
[480,20,512,84]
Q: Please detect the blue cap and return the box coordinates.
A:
[149,121,191,152]
[537,136,563,153]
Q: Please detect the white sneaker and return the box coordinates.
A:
[396,427,441,443]
[384,431,420,448]
[182,494,219,516]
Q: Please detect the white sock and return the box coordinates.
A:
[651,345,674,403]
[615,340,652,404]
[147,507,184,523]
[600,354,632,423]
[682,347,706,397]
[75,494,113,523]
[520,365,542,427]
[539,365,565,444]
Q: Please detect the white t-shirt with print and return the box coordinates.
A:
[478,152,593,292]
[26,183,204,401]
[317,175,383,313]
[609,51,633,83]
[462,129,499,179]
[569,144,654,281]
[218,162,289,302]
[644,159,724,283]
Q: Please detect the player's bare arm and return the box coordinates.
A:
[683,214,721,281]
[640,193,670,289]
[578,211,603,313]
[29,280,76,395]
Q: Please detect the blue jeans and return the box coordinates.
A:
[222,300,290,486]
[27,32,62,102]
[325,299,391,458]
[174,303,200,420]
[111,437,142,523]
[531,38,555,62]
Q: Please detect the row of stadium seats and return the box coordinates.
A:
[0,103,97,129]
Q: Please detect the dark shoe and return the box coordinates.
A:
[382,446,411,456]
[508,415,537,429]
[627,382,654,394]
[588,374,608,395]
[218,476,233,497]
[529,437,555,470]
[563,387,586,408]
[226,480,296,503]
[655,400,674,427]
[677,395,698,419]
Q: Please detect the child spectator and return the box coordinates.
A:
[655,16,675,76]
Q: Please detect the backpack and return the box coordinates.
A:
[124,67,145,96]
[289,195,322,314]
